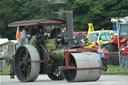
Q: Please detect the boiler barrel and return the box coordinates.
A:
[51,48,65,61]
[63,52,102,82]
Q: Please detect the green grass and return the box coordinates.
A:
[0,64,128,75]
[102,65,128,74]
[0,64,9,75]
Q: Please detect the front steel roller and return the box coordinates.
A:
[63,52,102,82]
[15,45,40,82]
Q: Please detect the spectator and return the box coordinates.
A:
[0,48,3,72]
[103,47,109,71]
[126,41,128,68]
[97,44,104,68]
[120,43,128,68]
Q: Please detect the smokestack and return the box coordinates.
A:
[66,10,74,39]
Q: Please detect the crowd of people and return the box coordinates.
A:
[95,40,128,72]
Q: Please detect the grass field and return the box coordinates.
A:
[0,64,128,75]
[102,65,128,74]
[0,64,9,75]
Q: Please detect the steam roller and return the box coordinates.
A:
[8,10,102,82]
[14,45,102,82]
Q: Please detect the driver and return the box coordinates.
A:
[38,25,44,34]
[30,24,39,38]
[29,25,45,44]
[30,25,44,38]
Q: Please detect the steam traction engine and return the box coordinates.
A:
[8,11,102,82]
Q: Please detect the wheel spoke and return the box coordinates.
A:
[24,69,27,77]
[21,68,25,72]
[27,57,31,62]
[19,61,24,66]
[53,71,60,77]
[25,50,29,58]
[25,69,30,77]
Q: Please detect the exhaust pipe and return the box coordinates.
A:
[66,10,74,39]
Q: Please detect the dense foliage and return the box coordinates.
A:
[0,0,128,39]
[68,0,128,31]
[0,0,54,39]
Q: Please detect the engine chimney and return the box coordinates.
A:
[66,10,74,39]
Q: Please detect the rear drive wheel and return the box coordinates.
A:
[15,45,40,82]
